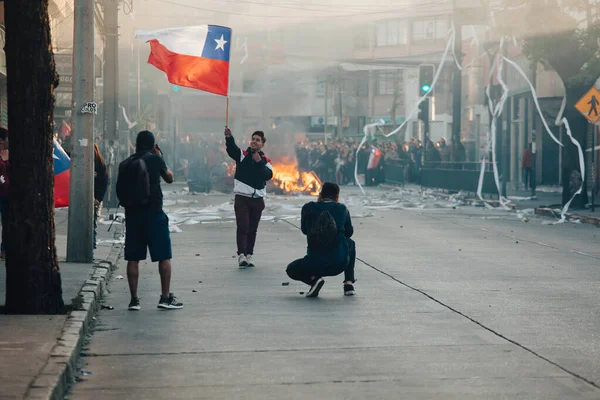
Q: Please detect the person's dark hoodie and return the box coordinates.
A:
[300,199,353,269]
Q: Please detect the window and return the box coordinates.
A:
[376,20,407,47]
[377,70,404,96]
[411,18,448,41]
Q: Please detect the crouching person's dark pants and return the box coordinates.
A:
[286,238,356,285]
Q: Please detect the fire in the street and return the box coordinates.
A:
[271,160,322,195]
[225,158,322,195]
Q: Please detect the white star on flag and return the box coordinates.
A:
[53,150,59,160]
[214,35,227,51]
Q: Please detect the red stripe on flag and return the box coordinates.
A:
[55,170,70,208]
[148,39,229,96]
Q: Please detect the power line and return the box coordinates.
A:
[149,0,444,19]
[161,0,385,14]
[52,0,74,20]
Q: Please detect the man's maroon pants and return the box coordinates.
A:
[234,195,265,256]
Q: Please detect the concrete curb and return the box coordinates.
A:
[535,207,600,227]
[25,236,123,399]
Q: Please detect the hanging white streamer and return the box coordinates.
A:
[353,27,456,194]
[558,118,586,223]
[502,58,563,146]
[121,106,138,130]
[478,54,501,202]
[483,38,510,207]
[451,22,462,71]
[502,57,588,222]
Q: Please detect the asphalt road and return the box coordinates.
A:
[70,185,600,399]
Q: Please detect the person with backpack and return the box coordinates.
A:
[116,130,183,311]
[224,127,273,268]
[286,182,356,297]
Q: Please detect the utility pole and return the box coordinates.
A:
[423,98,430,163]
[137,40,141,117]
[337,66,343,139]
[324,78,328,145]
[451,1,463,159]
[530,62,538,198]
[103,0,120,208]
[67,0,95,263]
[501,43,509,198]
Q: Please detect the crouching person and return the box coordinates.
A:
[286,182,356,297]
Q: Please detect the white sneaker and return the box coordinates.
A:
[238,254,248,268]
[246,254,255,267]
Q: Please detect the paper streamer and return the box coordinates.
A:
[558,118,585,223]
[451,22,462,71]
[502,56,587,222]
[477,39,509,207]
[502,57,563,147]
[354,27,456,194]
[121,106,138,130]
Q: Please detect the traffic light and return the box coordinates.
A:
[418,65,434,95]
[418,98,430,122]
[173,85,180,92]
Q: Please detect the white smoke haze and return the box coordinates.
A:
[114,0,597,166]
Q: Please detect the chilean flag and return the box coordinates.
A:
[135,25,232,96]
[53,139,70,208]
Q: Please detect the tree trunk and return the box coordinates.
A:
[4,1,64,313]
[561,88,589,209]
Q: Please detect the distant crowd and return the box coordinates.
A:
[294,137,466,185]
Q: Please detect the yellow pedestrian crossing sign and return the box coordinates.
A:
[575,87,600,124]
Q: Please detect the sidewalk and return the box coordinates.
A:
[0,208,123,399]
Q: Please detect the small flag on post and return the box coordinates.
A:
[53,139,70,208]
[135,25,232,96]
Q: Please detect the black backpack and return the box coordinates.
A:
[116,153,151,208]
[308,210,338,253]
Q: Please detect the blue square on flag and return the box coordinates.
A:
[202,25,232,62]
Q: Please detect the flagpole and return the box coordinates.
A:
[226,28,232,129]
[226,96,230,128]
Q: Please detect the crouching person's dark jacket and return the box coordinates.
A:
[301,200,354,270]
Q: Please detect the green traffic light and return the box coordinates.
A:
[422,84,431,92]
[173,85,179,92]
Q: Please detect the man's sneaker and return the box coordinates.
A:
[128,297,141,311]
[238,254,248,268]
[306,277,325,298]
[246,254,255,267]
[344,284,356,296]
[157,293,184,310]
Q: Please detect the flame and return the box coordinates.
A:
[225,158,322,195]
[271,161,322,196]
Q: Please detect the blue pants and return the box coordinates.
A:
[286,239,356,285]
